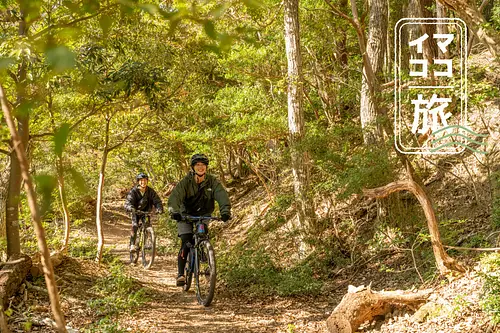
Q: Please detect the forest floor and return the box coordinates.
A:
[5,199,497,332]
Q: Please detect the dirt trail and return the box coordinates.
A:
[101,208,331,333]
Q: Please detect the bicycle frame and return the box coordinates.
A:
[182,215,221,306]
[130,211,156,269]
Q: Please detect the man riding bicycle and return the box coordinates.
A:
[168,154,231,286]
[125,173,164,253]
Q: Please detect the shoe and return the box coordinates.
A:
[176,275,186,287]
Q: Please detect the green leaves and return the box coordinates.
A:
[0,57,15,69]
[68,167,89,195]
[204,20,217,40]
[54,123,71,157]
[35,174,57,215]
[45,46,76,72]
[99,15,113,36]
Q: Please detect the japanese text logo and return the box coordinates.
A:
[394,18,486,155]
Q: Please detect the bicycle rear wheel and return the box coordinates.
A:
[195,240,216,306]
[183,249,193,292]
[141,226,156,269]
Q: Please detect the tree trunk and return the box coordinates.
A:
[437,0,500,57]
[227,147,235,180]
[48,95,71,252]
[1,83,68,332]
[384,0,392,79]
[338,0,349,70]
[0,304,9,333]
[95,119,110,265]
[284,0,314,230]
[326,286,432,333]
[356,0,387,144]
[5,10,28,259]
[420,0,439,60]
[363,179,466,275]
[407,0,421,59]
[57,157,71,251]
[0,158,10,239]
[436,2,449,38]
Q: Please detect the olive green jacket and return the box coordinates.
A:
[168,172,231,221]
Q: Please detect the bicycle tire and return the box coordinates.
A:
[195,240,216,306]
[129,227,141,265]
[183,249,193,292]
[141,226,156,269]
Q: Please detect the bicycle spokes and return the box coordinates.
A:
[141,227,156,269]
[195,241,216,306]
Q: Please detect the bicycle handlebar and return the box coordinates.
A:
[133,210,155,217]
[181,215,222,222]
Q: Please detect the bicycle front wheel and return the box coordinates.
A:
[183,249,193,292]
[130,228,141,265]
[195,240,216,306]
[141,226,156,269]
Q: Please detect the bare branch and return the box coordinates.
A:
[0,148,11,155]
[31,4,119,40]
[108,117,144,152]
[445,245,500,252]
[323,0,357,27]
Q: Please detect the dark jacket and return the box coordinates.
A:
[124,185,164,213]
[168,172,231,217]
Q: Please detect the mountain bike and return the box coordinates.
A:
[130,211,156,269]
[182,215,221,307]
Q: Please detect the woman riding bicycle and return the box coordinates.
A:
[168,154,231,286]
[125,173,164,253]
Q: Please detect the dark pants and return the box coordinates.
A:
[178,233,194,276]
[130,214,146,246]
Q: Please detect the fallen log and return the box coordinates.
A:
[326,285,432,333]
[30,251,65,278]
[0,254,32,309]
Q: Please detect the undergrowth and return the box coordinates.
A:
[88,258,148,317]
[218,246,322,297]
[479,253,500,324]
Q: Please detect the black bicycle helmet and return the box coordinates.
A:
[190,153,209,167]
[136,173,149,181]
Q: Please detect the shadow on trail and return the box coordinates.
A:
[100,201,330,332]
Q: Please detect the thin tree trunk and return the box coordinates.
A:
[48,98,71,252]
[0,83,68,332]
[284,0,314,230]
[0,158,9,239]
[436,1,450,52]
[338,0,349,70]
[95,118,110,264]
[0,304,10,333]
[385,0,392,80]
[363,179,466,275]
[227,147,235,180]
[57,157,71,251]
